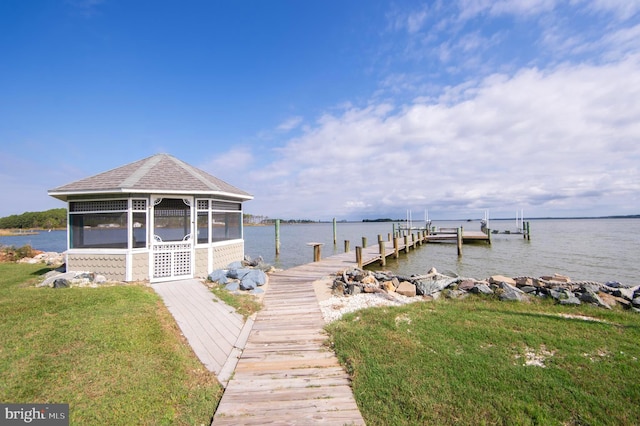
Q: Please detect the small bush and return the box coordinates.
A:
[0,244,38,262]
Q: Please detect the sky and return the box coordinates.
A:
[1,0,639,221]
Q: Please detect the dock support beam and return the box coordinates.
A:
[309,243,322,262]
[344,240,350,253]
[379,240,386,266]
[457,227,462,256]
[333,218,337,245]
[275,219,281,256]
[356,246,362,268]
[393,237,399,258]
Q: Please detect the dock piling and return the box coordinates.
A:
[355,246,363,268]
[275,219,281,256]
[333,218,337,245]
[344,240,350,253]
[378,240,386,266]
[307,243,323,262]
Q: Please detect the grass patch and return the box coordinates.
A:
[0,263,222,425]
[209,284,262,319]
[326,297,640,425]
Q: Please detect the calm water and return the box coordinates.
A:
[2,219,639,285]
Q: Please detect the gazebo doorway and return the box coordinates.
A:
[151,197,194,281]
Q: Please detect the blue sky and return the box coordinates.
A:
[1,0,639,220]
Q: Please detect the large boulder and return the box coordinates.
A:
[239,269,267,290]
[225,282,240,292]
[549,288,572,301]
[499,282,526,302]
[612,288,635,301]
[470,283,493,295]
[396,281,417,297]
[208,269,228,284]
[227,268,252,280]
[559,295,581,306]
[579,290,611,309]
[415,277,457,296]
[490,275,516,286]
[53,278,70,288]
[458,280,476,291]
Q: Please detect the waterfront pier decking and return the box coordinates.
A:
[212,228,490,424]
[212,230,485,423]
[211,251,369,425]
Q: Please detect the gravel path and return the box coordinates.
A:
[314,277,425,323]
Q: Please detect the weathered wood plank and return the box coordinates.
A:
[152,279,249,380]
[212,247,372,425]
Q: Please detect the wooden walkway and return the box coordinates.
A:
[213,232,490,423]
[211,249,380,425]
[152,279,254,385]
[153,231,488,424]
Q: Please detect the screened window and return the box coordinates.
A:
[197,212,209,244]
[69,199,147,249]
[70,201,128,249]
[212,212,241,241]
[196,198,242,244]
[132,212,147,248]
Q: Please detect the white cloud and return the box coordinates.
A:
[246,55,640,220]
[406,9,429,33]
[199,147,255,188]
[579,0,640,20]
[276,116,303,132]
[458,0,558,20]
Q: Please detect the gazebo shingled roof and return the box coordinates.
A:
[49,153,253,201]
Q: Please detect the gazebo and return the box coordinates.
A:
[48,153,253,283]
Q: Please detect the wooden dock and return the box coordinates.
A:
[425,229,491,242]
[212,252,370,425]
[212,230,490,424]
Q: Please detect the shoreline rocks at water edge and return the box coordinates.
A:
[328,267,640,314]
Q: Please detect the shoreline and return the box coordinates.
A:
[0,228,66,236]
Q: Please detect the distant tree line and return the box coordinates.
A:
[1,210,320,229]
[243,214,317,224]
[0,208,67,229]
[243,214,270,225]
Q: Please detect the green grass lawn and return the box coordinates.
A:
[327,296,640,425]
[5,262,639,425]
[0,263,222,425]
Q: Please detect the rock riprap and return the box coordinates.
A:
[330,268,640,313]
[207,255,274,295]
[17,251,65,265]
[38,271,109,288]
